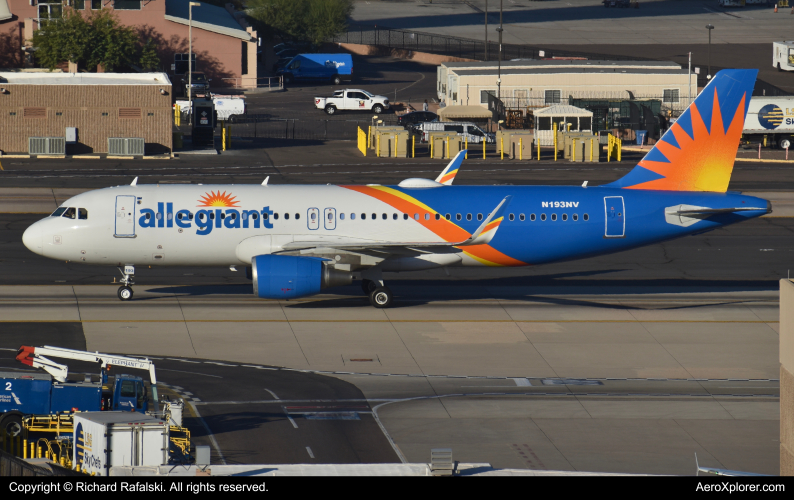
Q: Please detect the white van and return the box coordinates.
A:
[773,41,794,72]
[417,121,495,144]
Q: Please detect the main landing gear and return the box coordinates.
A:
[361,279,393,308]
[117,265,135,301]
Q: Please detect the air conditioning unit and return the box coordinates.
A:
[108,137,145,156]
[29,137,66,155]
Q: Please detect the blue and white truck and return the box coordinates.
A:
[276,53,353,85]
[1,345,159,436]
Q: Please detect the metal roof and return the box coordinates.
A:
[0,72,172,85]
[534,105,593,117]
[165,0,250,41]
[450,67,689,76]
[437,105,493,119]
[444,60,680,69]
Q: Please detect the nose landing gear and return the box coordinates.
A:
[117,265,135,301]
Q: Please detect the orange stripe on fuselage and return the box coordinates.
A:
[341,186,525,267]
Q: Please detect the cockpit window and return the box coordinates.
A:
[62,207,76,219]
[78,208,88,220]
[51,207,67,217]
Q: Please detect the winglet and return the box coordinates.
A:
[435,150,466,185]
[262,176,270,186]
[131,177,138,186]
[459,196,512,246]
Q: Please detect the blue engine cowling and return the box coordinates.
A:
[252,255,352,299]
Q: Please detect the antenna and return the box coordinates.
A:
[262,176,269,186]
[582,181,588,188]
[130,177,138,186]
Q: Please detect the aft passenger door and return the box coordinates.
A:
[324,208,336,230]
[307,208,319,230]
[604,196,625,238]
[115,195,136,238]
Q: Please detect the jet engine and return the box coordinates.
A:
[252,255,352,299]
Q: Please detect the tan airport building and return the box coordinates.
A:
[0,72,173,155]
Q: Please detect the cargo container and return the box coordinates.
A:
[73,412,170,476]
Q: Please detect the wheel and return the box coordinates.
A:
[360,279,376,295]
[333,75,342,85]
[0,414,22,437]
[283,74,292,85]
[779,136,792,150]
[369,286,393,308]
[117,286,133,301]
[372,104,384,114]
[325,105,337,115]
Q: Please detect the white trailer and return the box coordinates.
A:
[743,96,794,149]
[773,42,794,72]
[73,412,169,476]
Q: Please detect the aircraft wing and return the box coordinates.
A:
[281,196,512,252]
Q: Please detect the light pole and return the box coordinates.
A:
[484,0,488,61]
[188,1,200,117]
[496,0,503,101]
[705,24,714,80]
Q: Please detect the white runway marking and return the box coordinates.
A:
[512,378,532,387]
[306,446,315,459]
[159,368,222,378]
[288,416,298,429]
[264,388,280,400]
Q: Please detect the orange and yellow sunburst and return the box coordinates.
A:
[197,190,240,207]
[628,91,746,193]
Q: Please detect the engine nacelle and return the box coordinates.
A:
[252,255,352,299]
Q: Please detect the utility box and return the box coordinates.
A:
[73,412,170,476]
[108,138,145,156]
[191,97,217,147]
[370,126,403,150]
[375,130,409,157]
[65,127,77,144]
[562,134,600,162]
[508,133,533,160]
[428,132,460,159]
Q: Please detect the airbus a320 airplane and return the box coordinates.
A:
[23,69,770,308]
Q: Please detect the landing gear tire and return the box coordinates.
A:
[117,286,134,301]
[0,414,22,437]
[369,286,393,308]
[361,279,377,295]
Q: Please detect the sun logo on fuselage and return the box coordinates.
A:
[197,191,240,207]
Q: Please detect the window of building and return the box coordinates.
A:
[91,0,102,9]
[73,0,85,8]
[580,117,592,131]
[241,40,248,75]
[480,90,496,104]
[544,89,561,105]
[537,117,551,131]
[663,89,679,103]
[113,0,141,9]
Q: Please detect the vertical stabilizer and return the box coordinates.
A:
[605,69,757,193]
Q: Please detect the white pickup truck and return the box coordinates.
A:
[315,89,390,115]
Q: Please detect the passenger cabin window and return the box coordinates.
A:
[51,207,67,217]
[456,214,462,221]
[466,214,472,221]
[573,214,578,221]
[509,214,514,221]
[63,207,76,219]
[584,213,589,221]
[340,213,345,220]
[393,213,398,220]
[403,213,408,220]
[541,214,547,221]
[78,208,88,220]
[477,213,483,221]
[529,214,535,221]
[562,214,568,221]
[351,213,356,220]
[551,214,557,221]
[361,213,366,220]
[445,214,451,220]
[284,213,290,220]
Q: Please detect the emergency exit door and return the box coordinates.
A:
[324,208,336,230]
[604,196,625,238]
[307,208,319,230]
[115,195,136,238]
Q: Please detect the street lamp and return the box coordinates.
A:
[705,24,714,80]
[188,1,201,113]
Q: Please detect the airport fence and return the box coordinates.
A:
[223,116,400,141]
[333,24,653,62]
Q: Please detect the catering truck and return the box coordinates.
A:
[741,96,794,149]
[773,41,794,72]
[277,53,353,85]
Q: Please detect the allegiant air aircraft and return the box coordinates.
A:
[22,70,770,308]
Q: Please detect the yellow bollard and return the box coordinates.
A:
[573,139,577,162]
[222,123,226,151]
[367,126,371,149]
[590,138,594,162]
[537,139,540,160]
[554,129,558,161]
[430,138,433,158]
[174,104,181,127]
[483,139,486,159]
[30,442,34,459]
[446,136,450,159]
[412,135,415,158]
[607,135,611,162]
[618,138,622,162]
[23,438,27,459]
[465,137,468,159]
[377,133,381,158]
[519,137,523,160]
[500,136,504,160]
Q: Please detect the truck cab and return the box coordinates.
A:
[104,375,150,413]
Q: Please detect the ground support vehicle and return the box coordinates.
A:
[277,53,353,85]
[1,346,160,436]
[315,89,390,115]
[417,121,495,144]
[774,41,794,72]
[741,96,794,149]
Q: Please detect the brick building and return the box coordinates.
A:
[0,72,173,155]
[0,0,257,88]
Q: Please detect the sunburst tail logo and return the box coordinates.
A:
[606,69,758,193]
[197,190,240,207]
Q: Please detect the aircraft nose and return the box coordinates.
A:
[22,222,43,255]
